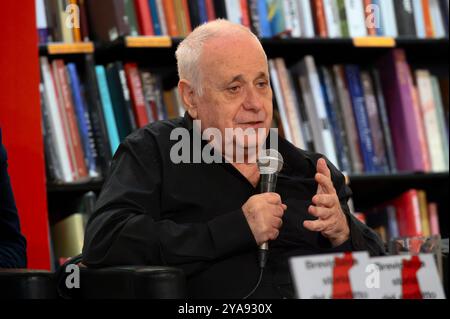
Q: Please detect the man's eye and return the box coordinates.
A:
[257,82,268,88]
[228,86,241,93]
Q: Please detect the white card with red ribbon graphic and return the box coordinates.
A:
[289,251,371,299]
[289,252,445,299]
[367,254,445,299]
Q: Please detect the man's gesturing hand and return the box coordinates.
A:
[303,158,350,247]
[242,193,287,246]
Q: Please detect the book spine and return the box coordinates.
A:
[240,0,251,28]
[324,0,342,37]
[269,60,294,144]
[321,67,352,173]
[78,0,90,41]
[198,0,209,24]
[256,0,271,37]
[304,56,339,167]
[429,0,446,37]
[345,65,377,173]
[275,58,305,149]
[124,63,150,128]
[163,0,179,36]
[40,57,73,182]
[95,65,121,155]
[156,0,168,35]
[371,69,397,172]
[430,76,449,171]
[83,55,113,174]
[52,60,77,180]
[412,0,426,38]
[311,0,328,37]
[344,0,367,37]
[205,0,217,21]
[422,0,435,37]
[336,0,349,37]
[393,0,417,36]
[36,0,50,43]
[380,0,398,37]
[248,0,261,36]
[149,0,162,35]
[361,71,390,173]
[67,62,99,178]
[40,82,64,181]
[134,0,155,35]
[416,70,446,171]
[332,65,364,173]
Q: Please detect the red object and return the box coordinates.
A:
[0,2,51,269]
[163,0,179,36]
[332,252,354,299]
[394,190,423,237]
[240,0,251,28]
[205,0,216,21]
[134,0,155,35]
[402,255,423,299]
[311,0,328,38]
[124,63,150,127]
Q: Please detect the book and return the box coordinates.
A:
[134,0,154,35]
[67,62,100,178]
[86,0,131,42]
[393,190,422,237]
[40,57,74,182]
[124,62,150,128]
[95,65,121,155]
[378,49,429,172]
[296,56,339,168]
[344,0,367,37]
[345,65,377,173]
[379,0,398,37]
[415,70,446,172]
[311,0,328,37]
[333,65,364,173]
[394,0,417,36]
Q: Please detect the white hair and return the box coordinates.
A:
[175,19,265,96]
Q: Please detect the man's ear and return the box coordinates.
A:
[178,80,198,119]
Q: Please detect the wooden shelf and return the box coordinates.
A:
[39,41,94,55]
[38,37,449,55]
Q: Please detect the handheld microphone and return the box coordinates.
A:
[256,149,284,268]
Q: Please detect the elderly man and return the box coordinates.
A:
[83,20,384,298]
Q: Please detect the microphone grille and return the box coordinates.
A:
[257,149,284,175]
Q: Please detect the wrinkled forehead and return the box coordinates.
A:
[199,34,268,82]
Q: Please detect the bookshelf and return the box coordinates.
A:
[3,0,448,269]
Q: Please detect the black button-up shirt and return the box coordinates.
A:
[83,113,385,298]
[0,129,27,268]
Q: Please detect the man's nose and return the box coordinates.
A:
[242,87,263,111]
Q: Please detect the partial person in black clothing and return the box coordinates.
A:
[82,19,385,298]
[0,129,27,268]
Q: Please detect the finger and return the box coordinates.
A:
[271,217,283,229]
[303,219,328,232]
[268,229,280,241]
[317,158,331,178]
[282,204,287,210]
[272,205,285,218]
[264,192,282,204]
[308,205,333,219]
[315,173,335,195]
[312,194,336,208]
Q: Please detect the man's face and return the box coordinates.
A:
[192,33,273,153]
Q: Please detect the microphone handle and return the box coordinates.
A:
[259,173,278,252]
